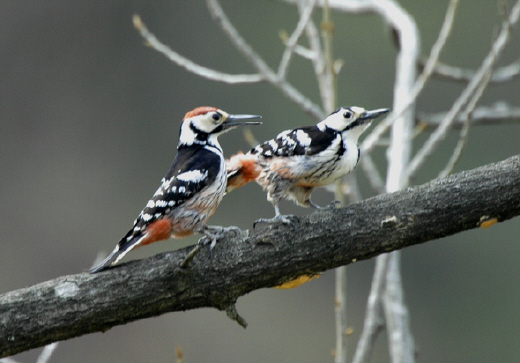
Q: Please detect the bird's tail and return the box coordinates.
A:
[226,152,261,193]
[90,233,145,273]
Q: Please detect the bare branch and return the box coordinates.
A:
[361,0,459,155]
[277,0,316,80]
[418,103,520,127]
[377,0,420,360]
[351,254,388,363]
[437,69,493,178]
[424,58,520,83]
[406,0,520,179]
[360,156,386,195]
[1,155,519,358]
[383,252,415,363]
[132,15,264,84]
[334,266,348,363]
[205,0,324,120]
[36,343,59,363]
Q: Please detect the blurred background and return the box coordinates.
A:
[1,1,519,362]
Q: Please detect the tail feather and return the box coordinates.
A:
[226,152,261,193]
[90,234,145,273]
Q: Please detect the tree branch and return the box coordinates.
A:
[418,103,520,127]
[1,155,520,358]
[423,58,520,84]
[406,0,520,179]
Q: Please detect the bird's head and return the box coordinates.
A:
[179,106,262,147]
[319,106,389,141]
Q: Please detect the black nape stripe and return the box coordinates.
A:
[189,121,209,142]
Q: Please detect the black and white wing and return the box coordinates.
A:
[251,126,339,158]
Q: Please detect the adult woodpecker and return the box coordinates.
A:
[226,106,389,225]
[90,107,261,273]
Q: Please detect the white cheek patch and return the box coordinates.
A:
[177,170,208,183]
[179,121,198,146]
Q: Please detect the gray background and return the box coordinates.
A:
[1,1,519,362]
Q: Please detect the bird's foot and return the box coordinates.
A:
[309,199,342,211]
[180,225,241,268]
[254,214,299,229]
[201,225,242,250]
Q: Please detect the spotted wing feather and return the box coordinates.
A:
[120,145,221,246]
[251,126,338,158]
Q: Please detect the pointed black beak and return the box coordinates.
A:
[222,114,262,129]
[359,108,390,122]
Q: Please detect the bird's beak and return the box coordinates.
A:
[359,108,390,122]
[222,114,262,129]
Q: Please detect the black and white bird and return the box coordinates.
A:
[226,106,388,225]
[90,106,261,273]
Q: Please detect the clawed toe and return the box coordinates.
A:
[310,199,342,211]
[254,214,299,229]
[326,200,342,209]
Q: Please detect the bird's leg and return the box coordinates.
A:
[308,199,342,211]
[254,203,299,228]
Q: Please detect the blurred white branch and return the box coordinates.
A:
[360,156,385,195]
[418,103,520,127]
[0,343,58,363]
[406,0,520,179]
[425,58,520,83]
[205,0,324,119]
[133,2,325,120]
[361,0,459,155]
[437,68,493,178]
[351,254,388,363]
[277,0,316,80]
[132,15,263,84]
[383,252,415,363]
[133,2,520,362]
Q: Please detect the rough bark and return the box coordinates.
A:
[1,155,519,358]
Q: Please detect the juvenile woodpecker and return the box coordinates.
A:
[226,106,388,225]
[90,107,261,273]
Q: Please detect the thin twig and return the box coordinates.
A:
[334,266,348,363]
[361,0,459,155]
[205,0,324,120]
[283,42,316,61]
[360,156,386,195]
[36,343,59,363]
[320,0,336,114]
[132,15,264,84]
[406,0,520,179]
[418,103,520,127]
[383,252,415,363]
[298,2,327,119]
[278,0,316,80]
[351,254,389,363]
[438,69,493,178]
[424,58,520,83]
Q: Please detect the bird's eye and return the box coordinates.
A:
[212,113,221,121]
[343,111,353,119]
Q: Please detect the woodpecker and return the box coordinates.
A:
[226,106,389,225]
[90,107,261,273]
